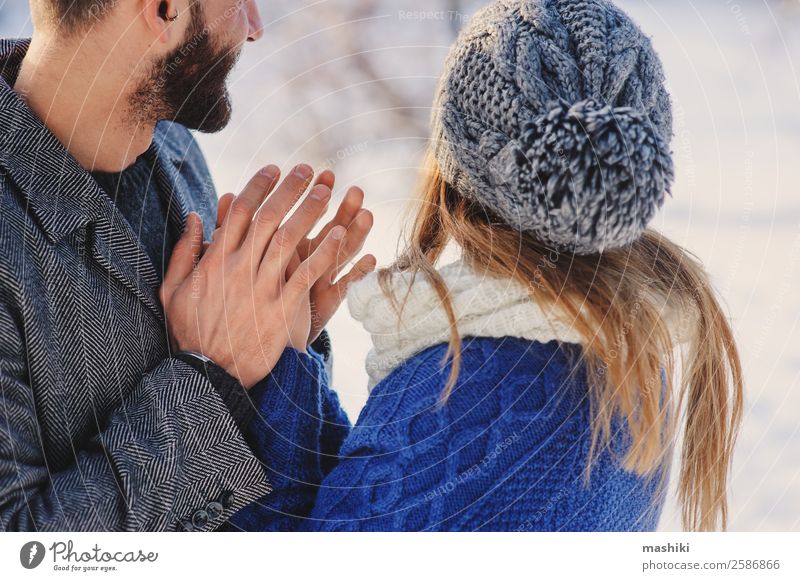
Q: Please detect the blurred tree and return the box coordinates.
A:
[220,0,484,175]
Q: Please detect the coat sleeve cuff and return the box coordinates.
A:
[173,352,255,431]
[113,357,272,531]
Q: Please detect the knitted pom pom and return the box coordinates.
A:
[485,98,674,254]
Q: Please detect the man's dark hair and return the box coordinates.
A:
[41,0,119,31]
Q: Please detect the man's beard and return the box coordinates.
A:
[129,4,242,133]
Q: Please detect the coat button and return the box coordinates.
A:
[192,509,209,530]
[206,501,224,520]
[219,491,235,509]
[178,519,194,532]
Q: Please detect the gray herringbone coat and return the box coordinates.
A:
[0,39,271,531]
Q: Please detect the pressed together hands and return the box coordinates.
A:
[158,163,376,389]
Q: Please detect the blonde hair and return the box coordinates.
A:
[380,151,744,531]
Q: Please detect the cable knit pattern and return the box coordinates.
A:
[230,340,668,531]
[229,266,672,531]
[431,0,674,254]
[227,348,349,532]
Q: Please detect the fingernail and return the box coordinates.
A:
[332,226,346,240]
[293,164,313,179]
[259,165,279,179]
[309,185,330,201]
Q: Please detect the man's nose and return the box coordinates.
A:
[246,1,264,42]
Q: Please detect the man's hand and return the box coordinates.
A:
[159,164,343,389]
[299,170,376,345]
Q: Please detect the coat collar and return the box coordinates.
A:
[0,38,194,323]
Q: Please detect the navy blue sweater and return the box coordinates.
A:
[230,337,669,531]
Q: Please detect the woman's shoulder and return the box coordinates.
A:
[338,337,617,531]
[386,335,584,390]
[354,337,589,444]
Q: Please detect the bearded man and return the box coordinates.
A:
[0,0,374,531]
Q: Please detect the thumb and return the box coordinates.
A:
[160,212,204,306]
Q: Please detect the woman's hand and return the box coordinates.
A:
[284,251,313,352]
[297,170,376,345]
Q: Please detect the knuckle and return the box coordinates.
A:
[230,198,257,217]
[293,267,312,289]
[198,247,219,268]
[272,228,294,251]
[256,207,280,227]
[340,237,357,256]
[220,253,244,277]
[303,197,323,217]
[325,238,342,256]
[195,256,213,276]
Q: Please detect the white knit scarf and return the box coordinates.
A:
[347,260,694,391]
[347,260,588,391]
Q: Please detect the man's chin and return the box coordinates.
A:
[190,110,232,134]
[173,94,233,133]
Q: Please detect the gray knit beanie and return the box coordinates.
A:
[431,0,674,254]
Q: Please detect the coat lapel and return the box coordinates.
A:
[148,135,191,243]
[88,140,192,326]
[88,197,166,325]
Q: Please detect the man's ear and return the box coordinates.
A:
[140,0,181,44]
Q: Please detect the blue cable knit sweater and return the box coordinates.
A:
[229,337,668,532]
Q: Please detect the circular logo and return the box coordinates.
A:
[20,541,46,569]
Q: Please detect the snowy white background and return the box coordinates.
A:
[1,0,798,531]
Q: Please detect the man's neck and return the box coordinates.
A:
[13,35,154,173]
